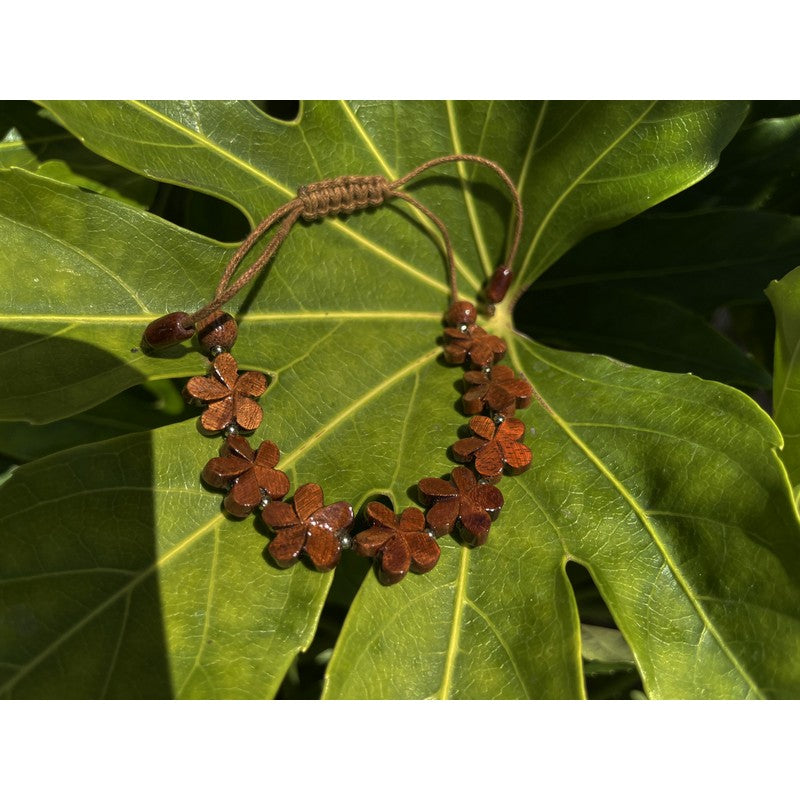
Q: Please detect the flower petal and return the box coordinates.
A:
[365,501,398,529]
[254,440,280,469]
[500,440,532,474]
[254,465,290,501]
[497,417,526,442]
[450,466,477,493]
[378,535,411,586]
[473,440,503,479]
[470,484,504,519]
[261,500,300,530]
[310,501,354,535]
[233,396,263,431]
[304,530,341,571]
[462,384,489,415]
[224,470,261,517]
[417,477,458,504]
[212,352,239,388]
[185,375,230,402]
[469,415,496,440]
[223,435,255,462]
[424,497,459,537]
[200,396,234,431]
[293,483,324,521]
[268,527,306,568]
[398,507,425,533]
[457,500,492,546]
[236,370,267,399]
[452,436,485,462]
[352,526,394,558]
[463,369,489,387]
[202,456,249,488]
[406,532,440,574]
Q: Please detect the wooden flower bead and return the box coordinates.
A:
[202,435,289,518]
[196,310,238,353]
[418,466,504,546]
[352,503,440,585]
[183,352,267,432]
[443,324,507,368]
[451,415,532,480]
[262,483,354,572]
[462,365,533,417]
[445,300,477,327]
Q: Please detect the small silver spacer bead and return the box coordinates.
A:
[493,413,506,425]
[209,345,226,357]
[459,323,469,333]
[478,478,491,485]
[223,423,239,437]
[482,365,492,376]
[258,496,270,511]
[425,528,436,539]
[339,534,352,550]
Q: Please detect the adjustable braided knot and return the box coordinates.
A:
[297,175,390,221]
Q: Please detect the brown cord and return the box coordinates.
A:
[185,155,523,327]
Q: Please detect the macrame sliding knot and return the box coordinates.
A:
[142,154,524,351]
[298,175,390,221]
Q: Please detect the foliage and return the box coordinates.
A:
[1,100,799,699]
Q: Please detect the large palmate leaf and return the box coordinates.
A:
[0,101,156,209]
[4,100,798,700]
[767,266,800,495]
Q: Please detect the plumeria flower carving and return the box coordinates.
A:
[183,352,267,432]
[353,502,440,585]
[451,415,531,480]
[418,466,504,546]
[262,483,354,571]
[202,435,289,517]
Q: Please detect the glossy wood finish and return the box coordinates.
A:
[445,300,477,327]
[443,324,507,367]
[202,435,289,517]
[353,502,440,585]
[142,311,195,350]
[183,353,267,432]
[451,415,531,480]
[262,483,354,571]
[418,465,504,546]
[485,265,513,304]
[196,310,238,353]
[462,365,533,417]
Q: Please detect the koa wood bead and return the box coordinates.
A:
[262,483,354,571]
[445,300,478,327]
[485,265,513,304]
[451,415,532,480]
[418,466,504,546]
[142,311,195,350]
[196,310,238,353]
[352,502,440,585]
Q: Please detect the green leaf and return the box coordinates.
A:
[0,424,331,699]
[324,339,800,699]
[679,113,800,213]
[535,208,800,314]
[0,101,156,208]
[515,286,771,388]
[0,381,190,462]
[767,266,800,492]
[3,101,797,700]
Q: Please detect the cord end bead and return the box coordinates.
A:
[142,311,195,350]
[446,300,477,327]
[196,310,238,353]
[485,265,513,304]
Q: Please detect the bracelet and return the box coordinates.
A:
[142,155,531,585]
